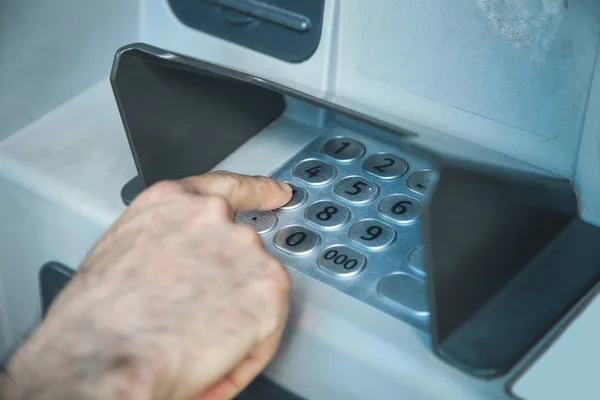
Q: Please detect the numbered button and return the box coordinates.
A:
[322,137,365,162]
[334,176,380,204]
[274,226,321,255]
[293,159,337,185]
[408,170,437,195]
[318,245,367,277]
[348,219,396,250]
[280,184,307,210]
[378,194,423,224]
[363,154,408,179]
[305,201,350,229]
[409,246,426,277]
[235,211,278,234]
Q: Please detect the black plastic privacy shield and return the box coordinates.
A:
[423,165,600,377]
[111,43,600,380]
[168,0,324,63]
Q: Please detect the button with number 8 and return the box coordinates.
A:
[363,153,408,179]
[378,194,423,224]
[322,137,365,162]
[318,245,366,277]
[293,159,337,185]
[334,176,380,204]
[348,219,396,250]
[274,226,321,255]
[305,201,350,229]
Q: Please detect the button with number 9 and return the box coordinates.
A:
[378,194,423,224]
[348,219,396,250]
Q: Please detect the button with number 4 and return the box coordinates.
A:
[318,245,366,277]
[322,137,365,162]
[378,194,423,224]
[305,201,350,229]
[363,154,408,179]
[274,226,321,255]
[348,219,396,250]
[293,159,337,185]
[334,176,379,204]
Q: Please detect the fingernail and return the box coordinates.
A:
[277,180,293,193]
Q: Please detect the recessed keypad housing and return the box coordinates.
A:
[235,130,437,330]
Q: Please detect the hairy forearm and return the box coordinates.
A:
[0,327,153,400]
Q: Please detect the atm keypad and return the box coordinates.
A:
[236,132,437,329]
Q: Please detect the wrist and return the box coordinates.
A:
[3,324,155,400]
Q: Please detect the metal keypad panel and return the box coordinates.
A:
[236,130,437,330]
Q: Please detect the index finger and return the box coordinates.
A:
[179,171,293,212]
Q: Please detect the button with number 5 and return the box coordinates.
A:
[378,194,423,224]
[305,201,350,229]
[293,159,337,185]
[318,245,366,277]
[363,153,408,179]
[348,219,396,250]
[334,176,379,204]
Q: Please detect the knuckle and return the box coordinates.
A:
[143,180,183,200]
[232,225,262,247]
[200,195,231,218]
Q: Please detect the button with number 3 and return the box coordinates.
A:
[293,159,337,185]
[363,154,408,179]
[334,176,380,204]
[318,245,366,277]
[274,226,321,255]
[348,219,396,250]
[322,137,365,162]
[378,194,423,224]
[305,201,351,229]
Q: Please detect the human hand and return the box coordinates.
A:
[4,172,293,400]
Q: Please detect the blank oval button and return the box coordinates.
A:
[378,274,429,317]
[409,246,426,277]
[235,211,277,234]
[318,245,366,277]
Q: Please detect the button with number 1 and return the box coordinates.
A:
[322,137,365,162]
[378,194,423,224]
[293,159,337,185]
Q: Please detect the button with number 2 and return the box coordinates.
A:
[378,194,423,224]
[363,153,408,179]
[293,159,337,185]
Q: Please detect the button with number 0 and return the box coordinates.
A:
[305,201,350,229]
[274,226,321,255]
[334,176,380,204]
[280,184,307,210]
[322,137,365,162]
[348,219,396,250]
[363,154,408,179]
[378,194,423,224]
[235,211,278,234]
[293,159,337,185]
[408,170,437,195]
[318,245,367,277]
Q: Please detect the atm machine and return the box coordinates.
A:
[1,1,600,399]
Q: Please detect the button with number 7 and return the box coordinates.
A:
[378,194,423,224]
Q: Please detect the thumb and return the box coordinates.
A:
[178,171,293,212]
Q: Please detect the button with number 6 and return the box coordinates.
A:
[293,159,337,185]
[348,219,396,250]
[378,194,423,224]
[334,176,379,204]
[305,201,350,229]
[318,245,366,277]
